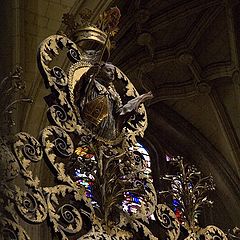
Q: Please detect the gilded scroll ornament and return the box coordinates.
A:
[156,204,180,239]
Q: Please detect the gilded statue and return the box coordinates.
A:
[74,62,153,140]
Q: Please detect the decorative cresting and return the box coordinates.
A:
[0,66,32,136]
[61,7,121,60]
[160,156,228,240]
[0,68,33,240]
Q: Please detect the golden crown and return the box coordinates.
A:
[62,7,121,59]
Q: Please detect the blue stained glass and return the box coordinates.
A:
[86,193,93,198]
[173,199,180,207]
[133,197,140,204]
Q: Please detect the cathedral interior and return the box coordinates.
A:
[0,0,240,239]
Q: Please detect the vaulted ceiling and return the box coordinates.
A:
[1,0,240,233]
[109,0,240,227]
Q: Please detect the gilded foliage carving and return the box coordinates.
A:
[44,185,87,239]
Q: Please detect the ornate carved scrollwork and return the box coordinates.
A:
[0,218,31,240]
[12,133,48,224]
[41,126,76,184]
[156,204,180,240]
[14,188,47,223]
[200,226,228,240]
[48,101,77,133]
[0,138,20,182]
[14,132,43,165]
[44,185,87,239]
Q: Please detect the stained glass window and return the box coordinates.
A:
[129,142,152,178]
[74,145,97,206]
[122,142,154,219]
[75,170,94,199]
[165,154,185,222]
[74,142,153,216]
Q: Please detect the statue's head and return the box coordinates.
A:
[97,63,116,85]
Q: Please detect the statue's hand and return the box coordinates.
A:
[119,91,153,115]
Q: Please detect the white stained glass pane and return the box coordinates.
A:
[166,155,171,161]
[137,147,149,156]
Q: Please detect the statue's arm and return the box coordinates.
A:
[118,91,153,116]
[115,91,153,133]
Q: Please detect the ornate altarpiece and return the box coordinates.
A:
[0,7,231,240]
